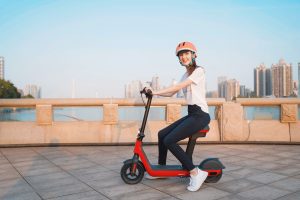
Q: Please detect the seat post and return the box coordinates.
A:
[186,137,197,164]
[185,125,210,165]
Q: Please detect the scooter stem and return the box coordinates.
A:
[139,95,152,140]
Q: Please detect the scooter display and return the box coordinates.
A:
[121,88,225,184]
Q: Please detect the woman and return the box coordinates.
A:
[146,41,211,192]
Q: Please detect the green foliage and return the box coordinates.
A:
[22,94,34,98]
[0,79,21,98]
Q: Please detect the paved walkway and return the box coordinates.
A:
[0,144,300,200]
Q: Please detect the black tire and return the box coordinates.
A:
[120,161,145,184]
[199,160,223,183]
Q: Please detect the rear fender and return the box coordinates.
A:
[199,158,225,169]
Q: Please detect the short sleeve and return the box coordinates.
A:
[188,67,204,85]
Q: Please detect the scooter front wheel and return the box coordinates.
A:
[120,161,145,184]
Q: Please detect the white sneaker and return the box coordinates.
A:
[145,172,167,180]
[187,168,208,192]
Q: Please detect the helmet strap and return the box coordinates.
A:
[178,52,196,67]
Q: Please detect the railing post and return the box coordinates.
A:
[36,104,53,125]
[222,102,244,141]
[281,104,297,123]
[215,105,223,141]
[103,104,118,125]
[166,104,181,124]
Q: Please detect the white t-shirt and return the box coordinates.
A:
[180,66,209,113]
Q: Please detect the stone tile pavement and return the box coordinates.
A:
[0,144,300,200]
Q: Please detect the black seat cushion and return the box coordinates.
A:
[190,125,210,140]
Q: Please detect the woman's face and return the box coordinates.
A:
[178,51,193,66]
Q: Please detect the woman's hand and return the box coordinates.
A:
[146,87,158,95]
[144,87,155,95]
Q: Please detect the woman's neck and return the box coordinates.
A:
[185,65,196,75]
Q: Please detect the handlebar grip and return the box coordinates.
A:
[140,87,153,97]
[145,89,152,96]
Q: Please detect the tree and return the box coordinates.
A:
[22,94,34,98]
[0,79,21,98]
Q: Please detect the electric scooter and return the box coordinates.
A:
[120,88,225,184]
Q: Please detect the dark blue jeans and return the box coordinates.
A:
[158,105,210,171]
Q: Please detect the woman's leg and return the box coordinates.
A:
[163,113,210,170]
[157,116,189,165]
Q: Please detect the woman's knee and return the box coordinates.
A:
[163,137,174,148]
[158,129,166,140]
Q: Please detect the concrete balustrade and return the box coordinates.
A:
[236,98,299,143]
[103,104,118,125]
[0,98,299,146]
[222,102,245,141]
[166,104,181,124]
[281,104,297,123]
[36,104,53,125]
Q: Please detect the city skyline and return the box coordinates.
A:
[1,54,299,99]
[1,1,300,98]
[254,59,295,98]
[125,58,299,100]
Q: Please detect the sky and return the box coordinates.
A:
[0,0,300,98]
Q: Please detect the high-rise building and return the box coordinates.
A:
[266,68,272,96]
[298,63,300,97]
[254,64,266,97]
[218,77,240,101]
[240,85,252,98]
[254,64,273,97]
[226,79,240,101]
[24,84,41,98]
[125,80,142,98]
[272,64,279,97]
[271,59,293,97]
[240,85,246,97]
[151,76,160,91]
[245,88,252,97]
[0,56,4,80]
[218,76,227,98]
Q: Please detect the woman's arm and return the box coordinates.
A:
[153,78,193,97]
[155,91,177,97]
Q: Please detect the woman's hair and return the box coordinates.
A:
[187,59,197,75]
[191,56,197,68]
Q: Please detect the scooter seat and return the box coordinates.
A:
[190,125,210,140]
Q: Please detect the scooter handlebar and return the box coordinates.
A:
[140,87,153,97]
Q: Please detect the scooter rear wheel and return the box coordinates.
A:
[121,161,145,184]
[200,160,223,183]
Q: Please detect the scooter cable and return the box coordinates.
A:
[140,93,146,107]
